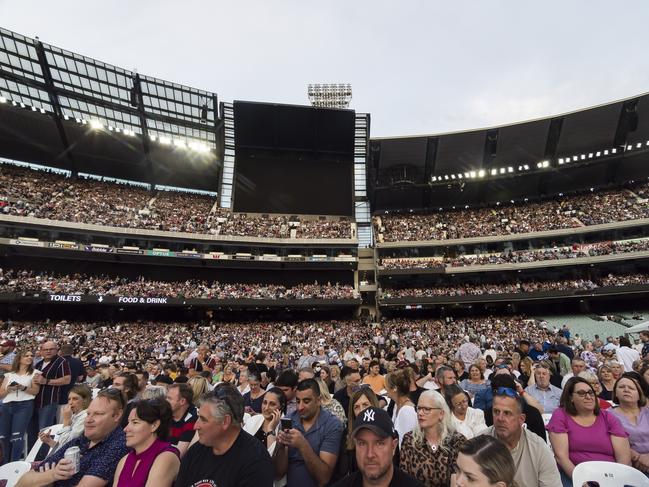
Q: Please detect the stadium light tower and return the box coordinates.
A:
[307,83,352,109]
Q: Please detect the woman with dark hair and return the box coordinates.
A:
[245,387,286,448]
[113,372,140,427]
[455,435,517,487]
[445,384,486,439]
[610,375,649,473]
[547,376,631,484]
[0,349,39,463]
[243,372,266,414]
[114,398,180,487]
[459,364,490,399]
[386,369,417,446]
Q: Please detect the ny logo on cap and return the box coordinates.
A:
[363,409,375,422]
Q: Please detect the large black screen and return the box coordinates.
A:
[232,101,354,216]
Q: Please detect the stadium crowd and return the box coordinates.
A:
[381,272,649,299]
[0,164,352,239]
[380,239,649,269]
[0,316,646,486]
[375,183,649,242]
[0,269,357,300]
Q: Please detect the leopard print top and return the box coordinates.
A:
[399,431,466,487]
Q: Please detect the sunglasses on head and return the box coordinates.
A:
[494,387,519,398]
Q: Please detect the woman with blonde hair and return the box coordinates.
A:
[188,376,210,404]
[315,377,346,424]
[400,389,466,487]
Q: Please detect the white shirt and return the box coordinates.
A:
[616,346,641,372]
[392,403,417,447]
[450,407,487,439]
[3,372,36,403]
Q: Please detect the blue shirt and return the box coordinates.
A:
[287,407,343,487]
[524,383,562,415]
[40,426,128,487]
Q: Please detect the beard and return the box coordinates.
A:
[363,462,392,482]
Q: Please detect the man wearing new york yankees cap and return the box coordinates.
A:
[331,407,423,487]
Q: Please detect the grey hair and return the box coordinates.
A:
[199,391,243,426]
[577,370,599,383]
[140,385,167,400]
[411,390,454,449]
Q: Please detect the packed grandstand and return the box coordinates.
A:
[0,24,648,487]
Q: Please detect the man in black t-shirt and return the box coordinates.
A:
[176,384,273,487]
[331,407,422,487]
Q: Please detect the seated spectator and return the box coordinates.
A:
[459,364,490,399]
[455,435,518,487]
[610,375,649,473]
[361,359,385,395]
[17,388,129,487]
[113,372,140,427]
[165,383,197,458]
[524,362,562,415]
[483,387,561,487]
[39,385,92,454]
[445,385,486,439]
[114,398,180,487]
[243,373,266,414]
[0,348,40,463]
[315,378,346,425]
[247,387,285,447]
[386,369,417,446]
[331,406,423,487]
[400,390,466,486]
[577,370,612,410]
[176,384,274,486]
[547,377,632,484]
[188,376,210,404]
[598,363,616,401]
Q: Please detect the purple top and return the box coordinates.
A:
[547,407,628,466]
[610,407,649,454]
[116,438,179,487]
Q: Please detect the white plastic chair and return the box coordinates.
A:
[0,461,31,487]
[25,423,65,463]
[242,414,263,436]
[572,461,649,486]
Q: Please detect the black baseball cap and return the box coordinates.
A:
[352,407,396,439]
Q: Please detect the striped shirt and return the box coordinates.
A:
[169,406,198,445]
[35,356,71,408]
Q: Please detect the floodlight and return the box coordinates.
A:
[457,173,463,179]
[604,150,609,155]
[596,152,601,157]
[612,148,617,153]
[431,176,437,182]
[478,170,485,178]
[469,171,476,178]
[89,120,103,130]
[499,168,506,174]
[523,165,529,170]
[588,153,593,158]
[444,175,449,180]
[637,143,642,149]
[451,174,456,179]
[307,83,353,109]
[558,158,564,164]
[464,172,470,178]
[627,145,633,151]
[159,136,171,145]
[0,96,6,103]
[490,169,497,176]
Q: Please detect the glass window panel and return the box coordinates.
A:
[96,68,107,82]
[4,38,16,54]
[107,71,116,84]
[80,77,91,89]
[0,51,10,65]
[15,41,29,57]
[75,60,87,76]
[86,64,97,78]
[31,62,42,76]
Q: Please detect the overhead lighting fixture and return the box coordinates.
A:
[523,164,529,170]
[507,167,513,173]
[596,151,601,157]
[0,96,6,103]
[499,168,506,174]
[159,136,171,145]
[558,158,564,165]
[490,169,498,176]
[477,170,485,178]
[431,176,437,182]
[604,150,609,155]
[89,120,103,130]
[611,148,617,154]
[469,171,476,178]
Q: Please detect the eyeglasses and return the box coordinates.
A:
[573,390,596,398]
[452,399,469,408]
[416,406,441,414]
[495,364,510,370]
[494,387,519,398]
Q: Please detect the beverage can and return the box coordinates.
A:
[64,446,80,474]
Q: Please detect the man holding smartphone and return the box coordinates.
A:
[274,378,343,487]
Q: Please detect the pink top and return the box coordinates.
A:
[546,407,628,466]
[116,438,178,487]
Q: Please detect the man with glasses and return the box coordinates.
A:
[17,389,128,487]
[483,387,561,487]
[176,384,273,486]
[525,363,562,415]
[29,341,71,449]
[275,378,343,487]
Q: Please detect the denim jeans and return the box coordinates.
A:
[0,400,34,463]
[37,403,58,431]
[559,468,573,487]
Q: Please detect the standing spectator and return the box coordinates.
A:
[275,378,343,487]
[0,349,40,462]
[30,341,71,448]
[331,407,423,487]
[483,388,561,487]
[617,336,641,372]
[400,390,466,487]
[165,383,197,458]
[548,347,571,378]
[58,344,84,415]
[243,373,266,414]
[176,385,273,486]
[0,340,17,372]
[188,344,216,377]
[640,330,649,359]
[456,336,482,372]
